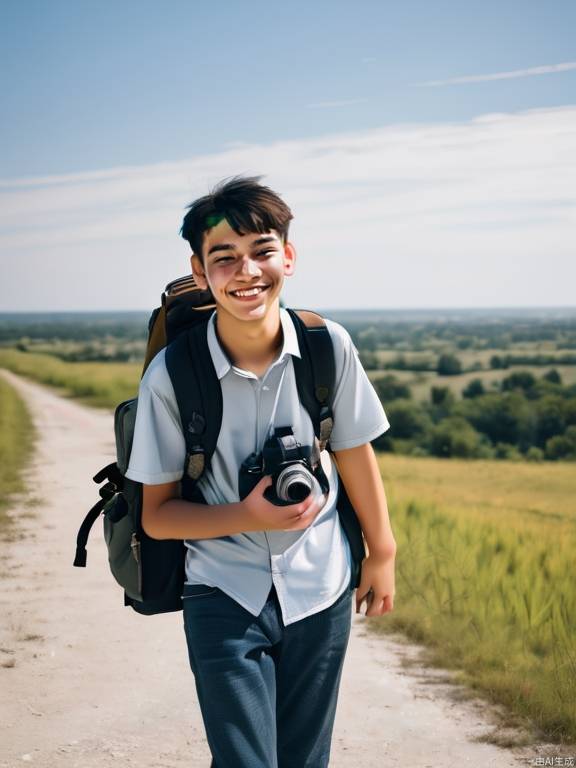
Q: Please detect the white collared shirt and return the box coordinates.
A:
[126,308,389,624]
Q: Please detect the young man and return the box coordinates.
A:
[126,176,396,767]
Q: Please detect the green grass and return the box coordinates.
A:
[374,453,576,744]
[0,349,140,409]
[0,376,35,529]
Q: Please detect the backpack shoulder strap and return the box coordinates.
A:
[286,308,335,451]
[165,317,222,491]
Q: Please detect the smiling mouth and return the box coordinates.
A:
[229,285,269,298]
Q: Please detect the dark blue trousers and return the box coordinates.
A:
[182,582,353,768]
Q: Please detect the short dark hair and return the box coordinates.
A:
[180,175,293,260]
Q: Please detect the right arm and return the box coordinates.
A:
[142,475,326,540]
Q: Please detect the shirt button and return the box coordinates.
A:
[262,385,270,391]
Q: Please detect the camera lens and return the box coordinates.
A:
[276,466,313,502]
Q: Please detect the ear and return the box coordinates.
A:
[191,253,208,290]
[282,241,296,277]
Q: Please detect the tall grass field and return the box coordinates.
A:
[0,349,140,408]
[0,375,35,527]
[1,350,575,742]
[378,454,576,744]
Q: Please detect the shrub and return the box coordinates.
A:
[386,399,432,440]
[526,446,544,462]
[501,371,537,396]
[494,442,522,461]
[490,355,510,369]
[462,378,485,399]
[431,386,454,407]
[374,375,412,402]
[437,353,462,376]
[545,426,576,460]
[535,395,566,447]
[429,417,484,458]
[542,368,562,385]
[460,392,536,449]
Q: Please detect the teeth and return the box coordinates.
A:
[231,287,265,297]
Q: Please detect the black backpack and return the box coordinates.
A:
[74,275,366,615]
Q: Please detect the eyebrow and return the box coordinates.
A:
[207,235,279,257]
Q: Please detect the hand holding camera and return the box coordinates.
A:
[239,427,328,532]
[242,475,326,532]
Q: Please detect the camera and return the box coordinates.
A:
[238,427,328,506]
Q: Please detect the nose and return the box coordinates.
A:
[238,255,261,278]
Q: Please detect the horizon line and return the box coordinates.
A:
[1,305,576,316]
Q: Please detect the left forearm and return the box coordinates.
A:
[332,442,396,557]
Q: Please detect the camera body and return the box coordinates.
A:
[239,427,327,506]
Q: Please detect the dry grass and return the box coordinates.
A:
[373,453,576,744]
[0,375,35,531]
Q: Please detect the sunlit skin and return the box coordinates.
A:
[191,219,296,375]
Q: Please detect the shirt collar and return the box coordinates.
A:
[207,307,302,380]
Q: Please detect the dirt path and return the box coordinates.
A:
[0,369,542,767]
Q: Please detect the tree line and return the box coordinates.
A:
[372,369,576,461]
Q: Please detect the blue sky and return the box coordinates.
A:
[1,0,575,310]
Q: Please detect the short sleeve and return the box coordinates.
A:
[325,320,390,451]
[125,349,186,485]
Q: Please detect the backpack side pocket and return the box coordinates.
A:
[103,494,142,601]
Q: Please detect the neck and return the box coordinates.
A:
[215,303,283,368]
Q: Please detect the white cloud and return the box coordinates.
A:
[0,106,575,311]
[416,61,576,87]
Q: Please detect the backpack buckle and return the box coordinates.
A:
[186,448,205,481]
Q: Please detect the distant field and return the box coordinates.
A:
[0,349,140,409]
[379,453,575,532]
[369,365,576,400]
[0,375,35,528]
[375,453,576,743]
[374,345,576,368]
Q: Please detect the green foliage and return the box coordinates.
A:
[385,399,432,440]
[545,426,576,460]
[459,392,536,449]
[430,386,454,407]
[501,370,537,396]
[526,446,544,462]
[490,354,510,369]
[0,377,35,524]
[535,395,566,446]
[543,368,562,385]
[491,353,576,368]
[494,442,522,460]
[383,355,434,372]
[429,417,485,458]
[462,378,485,398]
[437,353,462,375]
[373,375,412,402]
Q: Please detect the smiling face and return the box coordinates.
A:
[190,218,296,323]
